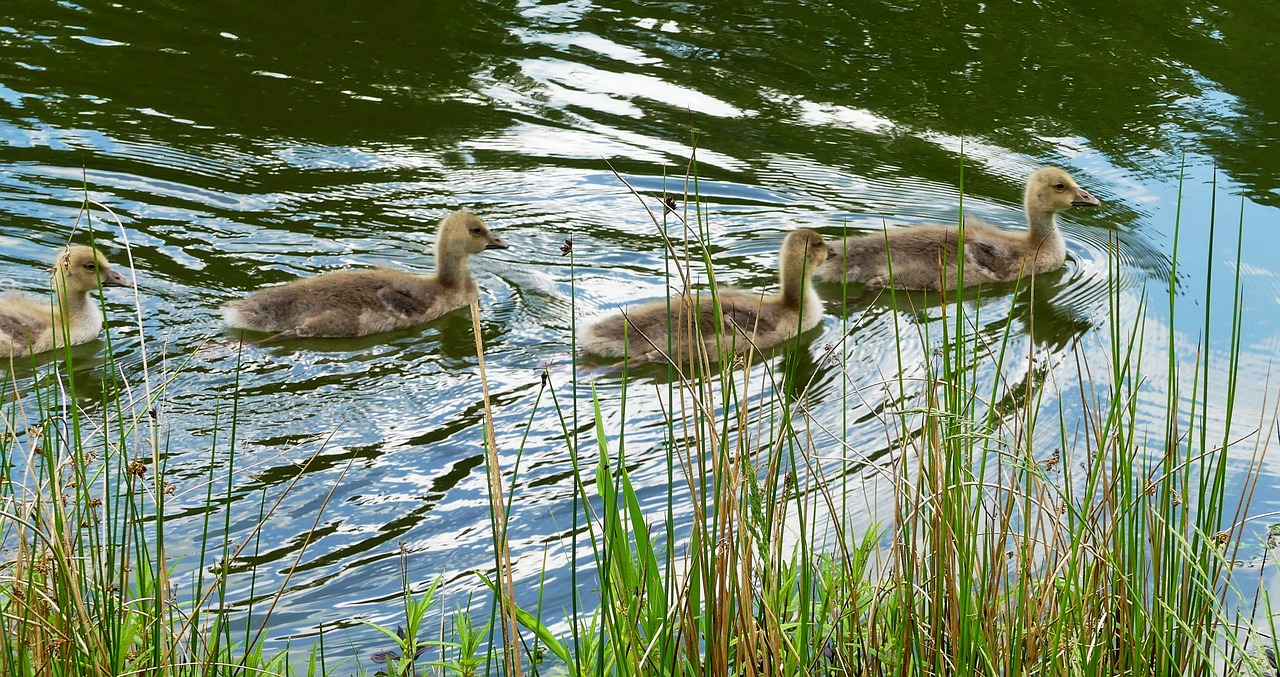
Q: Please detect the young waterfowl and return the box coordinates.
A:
[223,211,508,340]
[817,168,1101,290]
[583,229,833,365]
[0,245,133,358]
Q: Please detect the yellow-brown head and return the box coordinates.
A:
[1025,167,1101,213]
[780,228,832,277]
[53,245,132,294]
[437,211,509,257]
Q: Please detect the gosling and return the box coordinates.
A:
[583,229,832,365]
[223,211,508,340]
[0,245,133,357]
[817,167,1100,290]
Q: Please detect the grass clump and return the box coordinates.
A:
[1,164,1274,677]
[495,162,1276,676]
[0,204,337,676]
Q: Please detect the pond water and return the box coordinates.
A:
[3,0,1280,668]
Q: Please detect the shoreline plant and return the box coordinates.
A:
[0,163,1275,676]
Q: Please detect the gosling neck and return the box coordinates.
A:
[779,257,818,310]
[51,277,93,318]
[1025,207,1066,263]
[435,245,472,288]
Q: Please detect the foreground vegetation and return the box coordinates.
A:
[0,173,1276,676]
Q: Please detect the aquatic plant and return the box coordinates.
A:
[1,161,1276,677]
[486,158,1277,676]
[0,203,344,676]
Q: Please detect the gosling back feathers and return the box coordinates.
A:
[223,211,508,339]
[583,228,832,364]
[817,167,1100,290]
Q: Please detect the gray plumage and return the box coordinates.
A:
[817,167,1100,290]
[223,211,508,339]
[583,229,833,364]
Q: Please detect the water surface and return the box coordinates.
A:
[2,0,1279,667]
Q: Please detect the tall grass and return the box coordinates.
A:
[0,204,342,676]
[1,163,1274,677]
[505,161,1276,676]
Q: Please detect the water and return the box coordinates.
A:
[2,0,1280,667]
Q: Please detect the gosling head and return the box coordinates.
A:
[438,211,509,256]
[53,245,132,294]
[781,228,833,277]
[1025,168,1101,213]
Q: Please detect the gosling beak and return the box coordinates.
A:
[486,234,510,250]
[102,268,134,288]
[1072,187,1101,208]
[826,245,838,258]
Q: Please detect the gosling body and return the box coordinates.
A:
[0,245,133,357]
[818,168,1100,290]
[223,212,508,339]
[583,229,832,364]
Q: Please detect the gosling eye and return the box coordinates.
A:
[83,263,97,271]
[470,227,484,236]
[1054,183,1066,190]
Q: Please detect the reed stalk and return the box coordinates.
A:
[470,300,523,677]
